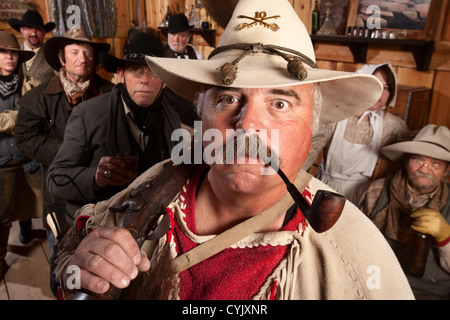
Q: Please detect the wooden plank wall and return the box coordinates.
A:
[311,0,450,127]
[0,0,448,127]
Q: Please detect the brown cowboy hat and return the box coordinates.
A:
[0,31,35,63]
[8,9,56,33]
[43,28,111,71]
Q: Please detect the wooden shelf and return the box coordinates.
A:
[158,27,216,47]
[310,35,435,71]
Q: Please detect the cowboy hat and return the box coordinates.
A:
[145,0,383,124]
[43,28,111,71]
[100,33,164,74]
[168,14,194,34]
[8,9,55,33]
[382,125,450,163]
[0,31,35,63]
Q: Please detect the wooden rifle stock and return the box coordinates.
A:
[69,161,198,300]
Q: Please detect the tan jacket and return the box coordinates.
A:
[55,160,414,300]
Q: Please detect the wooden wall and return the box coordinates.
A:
[1,0,448,127]
[309,0,450,127]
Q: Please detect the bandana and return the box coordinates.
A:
[59,68,92,106]
[0,72,19,99]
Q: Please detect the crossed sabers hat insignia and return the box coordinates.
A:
[238,11,280,31]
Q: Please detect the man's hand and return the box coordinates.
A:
[63,227,151,294]
[411,208,450,243]
[95,156,134,188]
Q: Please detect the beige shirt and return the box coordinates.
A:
[23,43,40,71]
[55,160,415,300]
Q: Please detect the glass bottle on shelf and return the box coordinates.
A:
[189,5,195,25]
[311,0,320,34]
[165,5,171,27]
[185,2,190,18]
[189,4,201,28]
[317,1,337,35]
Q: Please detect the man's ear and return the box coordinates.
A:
[117,67,125,83]
[58,50,65,67]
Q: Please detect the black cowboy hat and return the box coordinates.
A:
[43,28,111,71]
[168,14,194,34]
[8,9,56,33]
[99,33,164,74]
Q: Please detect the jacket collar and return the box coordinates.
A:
[44,75,64,95]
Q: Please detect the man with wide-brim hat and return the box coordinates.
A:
[43,28,110,72]
[53,0,414,300]
[9,9,56,84]
[45,33,182,248]
[9,9,56,33]
[360,124,450,299]
[14,27,113,262]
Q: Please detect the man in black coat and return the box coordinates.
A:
[14,28,113,255]
[163,14,202,127]
[46,33,181,229]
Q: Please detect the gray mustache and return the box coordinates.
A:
[220,133,280,169]
[412,171,436,181]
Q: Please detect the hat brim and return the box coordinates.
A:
[0,45,35,63]
[18,49,35,63]
[99,52,122,73]
[168,25,194,34]
[44,36,111,70]
[100,52,148,74]
[382,141,450,164]
[8,19,55,33]
[146,54,382,123]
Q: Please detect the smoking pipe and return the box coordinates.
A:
[274,166,346,233]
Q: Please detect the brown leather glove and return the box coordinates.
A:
[411,208,450,243]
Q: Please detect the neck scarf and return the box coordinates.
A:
[59,68,92,106]
[372,170,448,242]
[117,83,164,135]
[0,72,19,99]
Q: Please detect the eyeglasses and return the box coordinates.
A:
[126,66,158,79]
[408,156,446,171]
